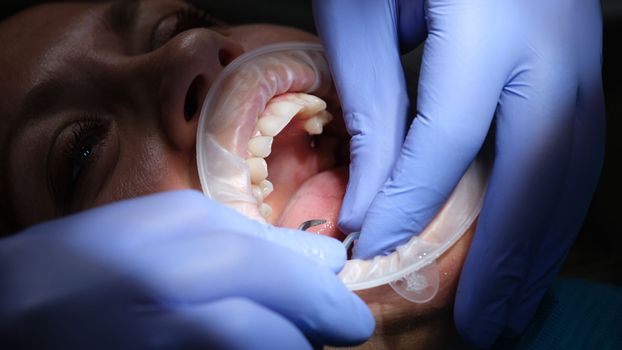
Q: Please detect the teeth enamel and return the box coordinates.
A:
[259,203,273,218]
[259,180,274,198]
[304,110,334,135]
[267,100,304,117]
[252,185,264,203]
[257,114,293,137]
[246,157,268,184]
[294,93,327,117]
[257,101,303,136]
[245,93,335,218]
[247,136,273,158]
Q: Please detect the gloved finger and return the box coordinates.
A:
[314,0,409,233]
[257,224,347,274]
[44,191,369,344]
[353,4,509,259]
[192,195,347,273]
[454,62,582,347]
[505,25,606,336]
[125,232,374,346]
[150,298,313,350]
[63,190,346,273]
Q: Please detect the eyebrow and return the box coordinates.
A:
[103,0,140,38]
[16,78,70,127]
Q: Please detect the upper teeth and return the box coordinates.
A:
[246,93,334,219]
[304,110,334,135]
[247,136,273,158]
[256,101,303,136]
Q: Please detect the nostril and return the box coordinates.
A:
[184,76,202,122]
[218,48,236,67]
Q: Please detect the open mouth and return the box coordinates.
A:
[195,44,350,240]
[192,44,491,294]
[260,92,348,239]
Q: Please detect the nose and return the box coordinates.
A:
[154,29,244,151]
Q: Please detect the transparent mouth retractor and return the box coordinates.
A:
[196,42,489,304]
[339,159,487,303]
[196,43,333,221]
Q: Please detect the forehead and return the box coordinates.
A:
[0,2,103,125]
[0,3,100,68]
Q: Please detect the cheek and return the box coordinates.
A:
[93,134,200,208]
[226,24,320,52]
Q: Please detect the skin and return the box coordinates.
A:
[337,224,475,349]
[0,1,475,348]
[0,0,318,234]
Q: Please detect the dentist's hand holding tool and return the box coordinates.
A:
[0,191,373,349]
[314,0,605,347]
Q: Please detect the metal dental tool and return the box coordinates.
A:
[297,219,327,231]
[342,231,360,250]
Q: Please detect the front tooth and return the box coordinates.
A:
[252,185,263,203]
[259,203,273,218]
[267,100,304,117]
[295,93,327,117]
[257,101,303,136]
[259,180,274,198]
[248,136,273,158]
[304,111,334,135]
[246,157,268,184]
[257,115,292,136]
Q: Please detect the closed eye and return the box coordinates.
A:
[150,5,219,51]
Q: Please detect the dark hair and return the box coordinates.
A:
[1,1,49,21]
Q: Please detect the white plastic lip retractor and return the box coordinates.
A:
[195,42,331,221]
[339,158,488,303]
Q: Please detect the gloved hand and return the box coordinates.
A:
[314,0,605,347]
[0,190,374,349]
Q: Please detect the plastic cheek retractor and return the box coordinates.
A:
[196,43,332,221]
[339,158,488,303]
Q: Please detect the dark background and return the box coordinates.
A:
[1,0,620,283]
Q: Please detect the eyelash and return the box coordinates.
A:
[150,6,218,51]
[62,118,109,204]
[174,7,218,33]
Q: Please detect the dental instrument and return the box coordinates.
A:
[298,219,328,231]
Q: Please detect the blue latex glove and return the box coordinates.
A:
[314,0,605,347]
[0,191,374,349]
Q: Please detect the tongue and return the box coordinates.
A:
[277,166,348,240]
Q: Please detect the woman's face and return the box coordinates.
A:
[0,1,476,347]
[0,0,320,232]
